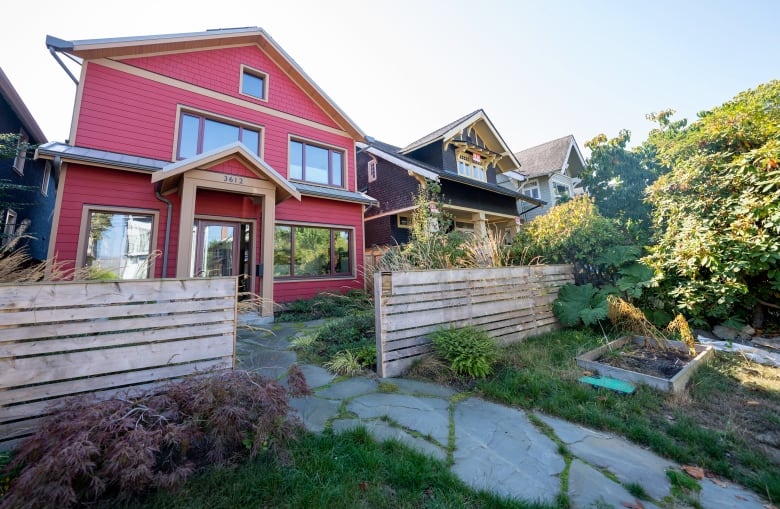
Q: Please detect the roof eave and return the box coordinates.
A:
[0,68,48,143]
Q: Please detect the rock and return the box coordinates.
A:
[741,325,756,337]
[713,325,740,341]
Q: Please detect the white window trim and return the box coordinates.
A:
[41,161,51,196]
[3,209,17,246]
[367,158,377,183]
[12,131,27,176]
[456,152,487,182]
[239,64,269,102]
[522,180,540,200]
[550,175,572,203]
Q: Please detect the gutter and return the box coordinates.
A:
[154,183,172,278]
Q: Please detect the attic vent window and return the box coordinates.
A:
[240,66,268,101]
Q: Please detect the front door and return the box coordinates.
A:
[192,220,252,293]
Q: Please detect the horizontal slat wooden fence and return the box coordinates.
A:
[374,265,574,377]
[0,277,238,451]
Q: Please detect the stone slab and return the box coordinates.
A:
[289,397,341,433]
[347,393,451,447]
[332,419,447,462]
[535,413,614,446]
[451,398,564,504]
[294,364,334,389]
[316,377,378,399]
[568,459,661,509]
[379,378,457,398]
[566,435,674,501]
[699,477,769,509]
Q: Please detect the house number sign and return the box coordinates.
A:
[223,175,245,185]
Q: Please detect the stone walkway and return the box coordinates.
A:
[236,317,771,509]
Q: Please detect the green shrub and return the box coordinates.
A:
[316,312,375,356]
[430,325,498,378]
[323,350,365,376]
[275,290,372,322]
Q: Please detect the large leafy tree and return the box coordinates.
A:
[645,80,780,325]
[580,129,665,243]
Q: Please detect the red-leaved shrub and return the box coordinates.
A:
[0,366,311,508]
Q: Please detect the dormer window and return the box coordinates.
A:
[240,66,268,101]
[456,152,486,182]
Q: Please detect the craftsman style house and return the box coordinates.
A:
[357,109,544,256]
[0,67,54,261]
[37,28,374,317]
[514,135,585,221]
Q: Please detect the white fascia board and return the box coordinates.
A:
[362,145,439,181]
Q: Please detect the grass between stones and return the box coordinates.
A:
[141,428,553,509]
[475,328,780,503]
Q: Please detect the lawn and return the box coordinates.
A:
[469,329,780,502]
[140,428,549,509]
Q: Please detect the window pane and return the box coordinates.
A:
[242,72,265,99]
[331,151,343,187]
[241,129,260,155]
[305,144,329,184]
[294,226,330,276]
[179,114,200,158]
[333,230,350,274]
[87,212,153,279]
[289,141,303,180]
[203,118,240,152]
[273,226,291,276]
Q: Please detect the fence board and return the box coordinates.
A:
[0,278,238,451]
[375,265,574,377]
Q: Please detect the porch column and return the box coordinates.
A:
[260,195,275,318]
[472,212,487,238]
[175,177,198,278]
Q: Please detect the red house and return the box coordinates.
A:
[36,28,374,318]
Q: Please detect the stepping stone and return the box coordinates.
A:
[699,477,769,509]
[452,398,564,504]
[347,393,450,447]
[289,397,341,433]
[379,378,457,398]
[316,377,378,399]
[332,418,447,462]
[568,459,661,509]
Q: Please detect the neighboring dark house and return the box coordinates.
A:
[514,134,585,221]
[357,109,544,256]
[0,67,54,261]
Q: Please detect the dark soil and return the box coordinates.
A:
[596,344,693,379]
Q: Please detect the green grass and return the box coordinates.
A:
[475,328,780,502]
[140,428,551,509]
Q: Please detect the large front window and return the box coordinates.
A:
[274,224,352,277]
[84,210,155,279]
[289,140,344,187]
[178,112,261,159]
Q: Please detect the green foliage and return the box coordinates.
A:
[645,80,780,323]
[430,325,498,378]
[275,290,372,322]
[510,195,626,270]
[552,283,610,327]
[323,350,365,376]
[582,130,665,243]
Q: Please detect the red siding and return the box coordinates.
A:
[54,163,175,278]
[75,63,357,192]
[57,37,365,305]
[274,196,365,302]
[121,46,338,128]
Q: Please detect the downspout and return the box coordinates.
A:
[154,183,172,278]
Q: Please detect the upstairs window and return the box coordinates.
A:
[240,66,268,101]
[456,153,486,182]
[41,161,51,196]
[523,181,540,200]
[554,182,571,201]
[289,139,344,187]
[367,159,377,182]
[178,112,261,159]
[12,131,28,176]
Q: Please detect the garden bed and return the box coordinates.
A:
[575,336,714,393]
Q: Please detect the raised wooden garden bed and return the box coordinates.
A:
[575,336,714,394]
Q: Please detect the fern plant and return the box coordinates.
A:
[323,350,364,376]
[429,325,498,378]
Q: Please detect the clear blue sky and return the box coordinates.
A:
[3,0,778,155]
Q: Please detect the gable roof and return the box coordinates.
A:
[45,27,365,141]
[0,67,47,143]
[398,109,522,171]
[514,135,585,178]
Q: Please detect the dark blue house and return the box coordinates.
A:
[0,67,54,262]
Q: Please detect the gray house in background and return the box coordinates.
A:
[514,135,585,221]
[0,67,55,261]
